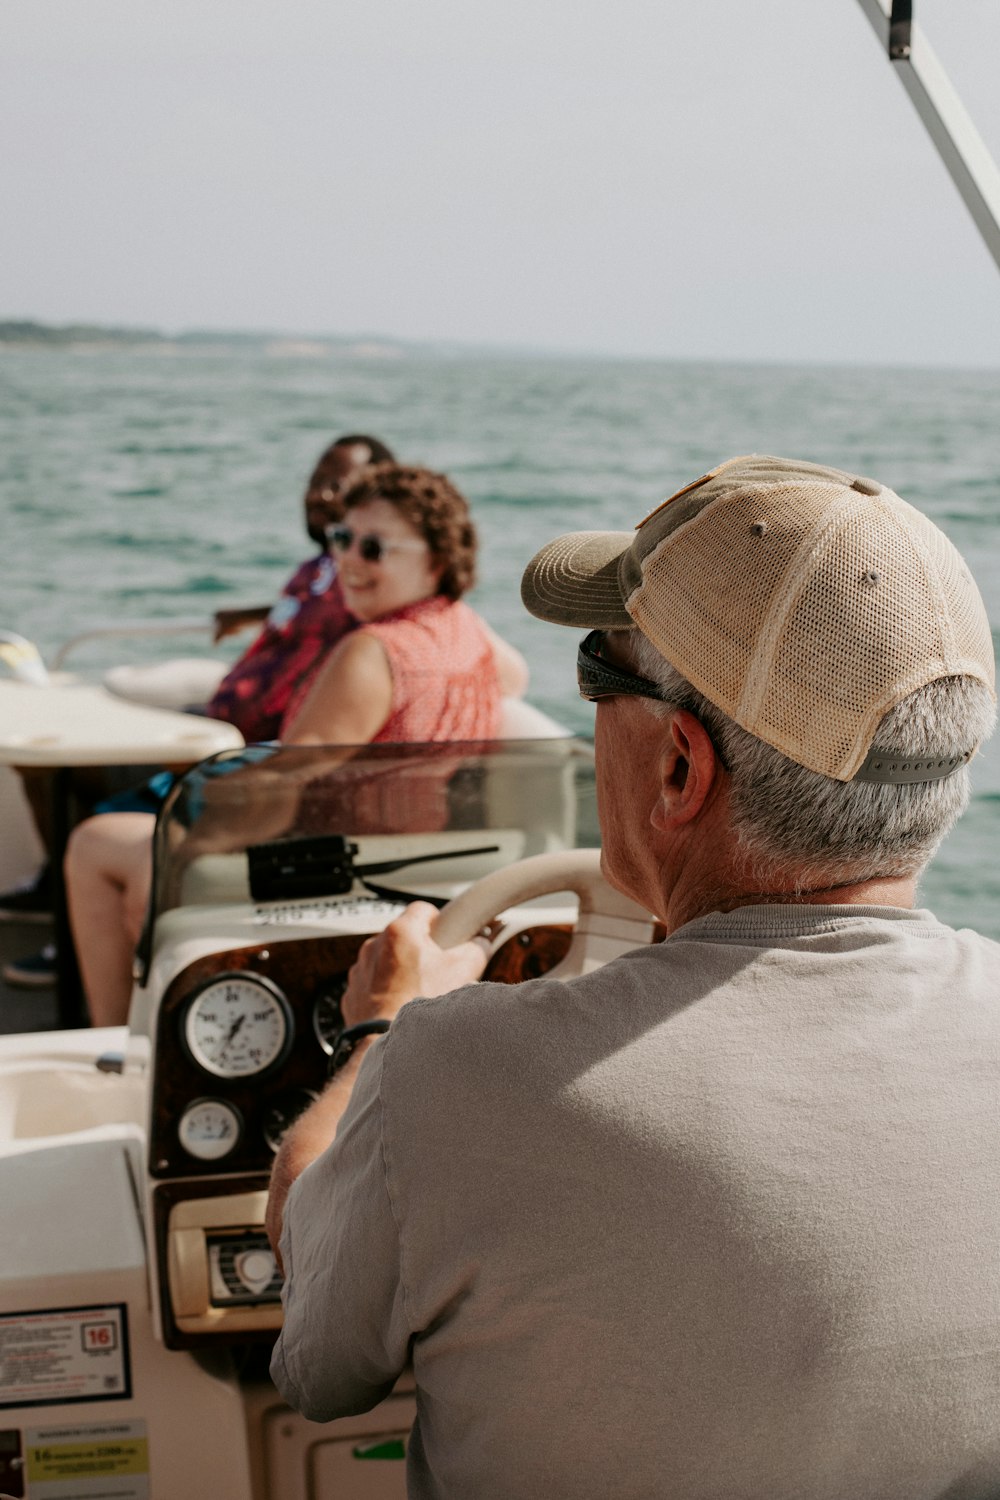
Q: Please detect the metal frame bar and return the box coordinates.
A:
[51,620,214,670]
[855,0,1000,273]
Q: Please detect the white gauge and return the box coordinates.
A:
[178,1098,243,1161]
[182,972,293,1080]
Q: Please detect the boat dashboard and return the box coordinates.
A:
[150,910,574,1184]
[135,737,601,1347]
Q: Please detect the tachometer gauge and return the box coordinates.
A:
[178,1098,243,1160]
[182,972,293,1080]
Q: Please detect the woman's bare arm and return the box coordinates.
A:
[282,631,394,746]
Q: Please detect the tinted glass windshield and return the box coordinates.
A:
[142,738,597,968]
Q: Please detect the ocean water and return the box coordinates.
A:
[2,347,999,935]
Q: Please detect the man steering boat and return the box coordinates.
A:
[267,455,1000,1500]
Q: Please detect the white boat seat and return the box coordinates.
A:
[0,1028,143,1146]
[497,697,567,738]
[104,657,229,711]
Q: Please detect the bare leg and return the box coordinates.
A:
[65,813,155,1027]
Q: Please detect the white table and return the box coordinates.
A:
[0,680,244,1025]
[0,680,243,767]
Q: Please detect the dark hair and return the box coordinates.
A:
[303,435,396,532]
[342,463,478,600]
[333,434,395,465]
[307,435,395,487]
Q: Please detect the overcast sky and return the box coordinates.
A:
[4,0,1000,366]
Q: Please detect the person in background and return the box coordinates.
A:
[205,432,396,742]
[0,433,394,988]
[268,455,1000,1500]
[207,432,527,733]
[283,462,503,743]
[65,463,513,1026]
[3,436,529,989]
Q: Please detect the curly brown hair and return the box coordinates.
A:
[341,463,478,600]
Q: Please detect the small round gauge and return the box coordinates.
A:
[312,982,347,1055]
[262,1089,319,1152]
[178,1098,243,1160]
[182,972,293,1080]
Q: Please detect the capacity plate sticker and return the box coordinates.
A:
[24,1419,148,1499]
[0,1307,131,1410]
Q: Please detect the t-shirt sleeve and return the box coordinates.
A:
[270,1037,410,1420]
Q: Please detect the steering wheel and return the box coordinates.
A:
[433,849,657,980]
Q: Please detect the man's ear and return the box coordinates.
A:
[650,708,719,831]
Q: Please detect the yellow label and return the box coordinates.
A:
[27,1437,149,1481]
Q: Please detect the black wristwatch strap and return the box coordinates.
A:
[328,1019,391,1076]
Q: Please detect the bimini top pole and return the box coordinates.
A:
[855,0,1000,273]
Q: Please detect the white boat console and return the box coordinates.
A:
[0,737,656,1499]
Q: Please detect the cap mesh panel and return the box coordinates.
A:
[764,498,949,773]
[922,511,995,675]
[631,481,839,729]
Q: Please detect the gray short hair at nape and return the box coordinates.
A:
[630,633,997,889]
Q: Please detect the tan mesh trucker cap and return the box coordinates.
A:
[521,455,996,782]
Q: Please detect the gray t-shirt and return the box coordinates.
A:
[272,904,1000,1499]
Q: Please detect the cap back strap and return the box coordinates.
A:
[852,747,975,784]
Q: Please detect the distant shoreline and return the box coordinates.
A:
[3,320,999,374]
[0,319,431,360]
[0,318,565,362]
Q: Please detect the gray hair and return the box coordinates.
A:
[630,633,996,890]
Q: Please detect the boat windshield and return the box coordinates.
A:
[139,736,598,976]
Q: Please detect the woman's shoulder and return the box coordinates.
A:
[360,597,494,689]
[360,594,449,630]
[360,594,485,645]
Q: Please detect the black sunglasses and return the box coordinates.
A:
[326,525,426,564]
[576,630,667,703]
[577,630,729,769]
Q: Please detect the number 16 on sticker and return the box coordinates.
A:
[82,1323,117,1354]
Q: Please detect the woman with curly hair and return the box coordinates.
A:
[65,465,514,1025]
[284,463,501,744]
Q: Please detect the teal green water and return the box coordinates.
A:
[2,349,999,935]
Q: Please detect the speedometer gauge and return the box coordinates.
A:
[181,973,293,1080]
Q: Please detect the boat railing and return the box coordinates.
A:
[50,619,216,670]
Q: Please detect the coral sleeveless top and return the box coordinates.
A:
[287,595,501,837]
[360,595,501,743]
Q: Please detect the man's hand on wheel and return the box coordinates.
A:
[342,901,490,1026]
